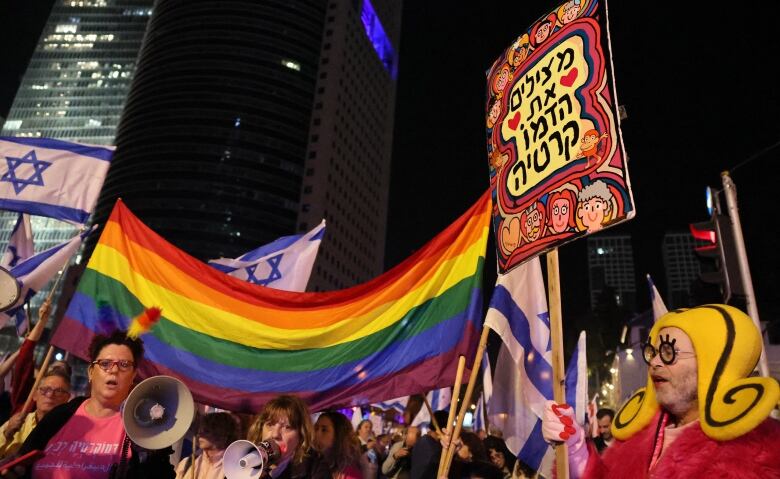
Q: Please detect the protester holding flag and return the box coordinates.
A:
[410,410,449,479]
[0,369,70,459]
[10,330,175,478]
[541,305,780,478]
[382,426,420,479]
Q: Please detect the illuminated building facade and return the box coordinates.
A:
[0,0,154,144]
[91,0,401,291]
[587,235,637,310]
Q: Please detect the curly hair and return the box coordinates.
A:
[247,395,313,465]
[317,411,362,474]
[87,330,144,364]
[484,434,516,472]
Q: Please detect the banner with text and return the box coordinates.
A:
[487,0,634,273]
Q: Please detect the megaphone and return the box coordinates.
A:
[122,375,195,450]
[0,266,20,313]
[224,439,281,479]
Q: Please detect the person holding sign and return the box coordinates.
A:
[541,305,780,478]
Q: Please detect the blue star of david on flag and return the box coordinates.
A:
[1,150,52,195]
[245,253,283,286]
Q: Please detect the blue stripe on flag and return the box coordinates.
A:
[489,284,553,399]
[0,137,113,161]
[517,419,548,470]
[0,198,89,224]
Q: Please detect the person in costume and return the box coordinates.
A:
[541,304,780,478]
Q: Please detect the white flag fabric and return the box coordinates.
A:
[0,137,114,224]
[473,392,486,433]
[1,213,34,270]
[482,351,493,405]
[412,387,452,427]
[0,226,93,330]
[565,331,588,426]
[351,406,364,430]
[209,220,325,291]
[484,257,553,472]
[372,396,409,412]
[647,274,668,322]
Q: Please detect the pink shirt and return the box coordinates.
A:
[32,401,128,479]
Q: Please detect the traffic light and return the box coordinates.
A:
[689,213,745,303]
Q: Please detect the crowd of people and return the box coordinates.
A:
[0,304,776,478]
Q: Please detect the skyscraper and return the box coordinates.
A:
[0,0,154,144]
[587,235,636,310]
[0,0,153,334]
[661,231,702,309]
[91,0,401,291]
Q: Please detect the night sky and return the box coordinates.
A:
[2,1,779,325]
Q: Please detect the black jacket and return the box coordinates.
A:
[16,396,174,479]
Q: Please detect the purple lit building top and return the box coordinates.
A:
[360,0,397,78]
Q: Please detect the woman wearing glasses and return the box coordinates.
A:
[0,369,70,459]
[8,330,175,479]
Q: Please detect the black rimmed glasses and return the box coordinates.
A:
[642,335,695,365]
[92,359,135,372]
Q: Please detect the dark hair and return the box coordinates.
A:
[433,410,450,430]
[483,435,516,471]
[198,412,239,450]
[41,368,71,387]
[596,408,615,420]
[88,330,144,365]
[459,431,488,462]
[318,411,362,474]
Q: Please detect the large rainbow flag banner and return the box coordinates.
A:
[53,192,490,412]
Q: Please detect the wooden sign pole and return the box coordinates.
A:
[547,248,569,479]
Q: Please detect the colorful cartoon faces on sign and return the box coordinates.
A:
[487,99,502,129]
[531,14,557,47]
[557,0,582,25]
[576,181,613,233]
[508,34,531,70]
[501,35,589,198]
[520,203,545,242]
[546,189,577,234]
[493,65,512,95]
[500,216,521,254]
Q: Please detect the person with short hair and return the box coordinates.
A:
[410,410,450,479]
[175,412,239,479]
[542,305,780,478]
[592,409,614,453]
[0,369,70,459]
[11,330,177,478]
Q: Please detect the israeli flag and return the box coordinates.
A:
[0,226,94,331]
[1,213,34,269]
[209,220,325,292]
[372,396,409,412]
[412,387,452,427]
[473,393,486,433]
[0,137,114,224]
[647,274,668,322]
[484,257,553,472]
[485,258,589,476]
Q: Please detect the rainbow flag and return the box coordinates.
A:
[53,192,490,412]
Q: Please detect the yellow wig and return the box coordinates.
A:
[612,304,779,441]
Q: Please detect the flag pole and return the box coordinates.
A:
[436,355,466,478]
[441,327,490,478]
[422,395,442,435]
[20,270,66,415]
[546,248,569,479]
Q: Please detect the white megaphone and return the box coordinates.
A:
[122,375,195,450]
[224,439,281,479]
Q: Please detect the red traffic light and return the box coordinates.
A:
[689,221,716,253]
